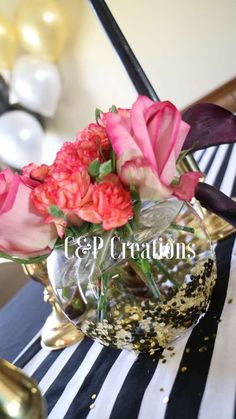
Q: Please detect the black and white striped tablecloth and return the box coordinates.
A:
[0,144,236,419]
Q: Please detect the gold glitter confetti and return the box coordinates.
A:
[163,396,169,404]
[204,336,209,341]
[228,298,233,304]
[160,388,164,392]
[181,366,188,372]
[89,403,95,409]
[91,394,96,400]
[186,348,191,353]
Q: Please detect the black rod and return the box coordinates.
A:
[89,0,160,101]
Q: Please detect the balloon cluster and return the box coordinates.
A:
[0,0,70,169]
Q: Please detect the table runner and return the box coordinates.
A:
[0,143,236,419]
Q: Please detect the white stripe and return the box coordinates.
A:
[219,144,236,197]
[138,330,191,419]
[205,144,229,186]
[86,350,137,419]
[48,342,103,419]
[198,146,216,173]
[39,342,80,395]
[13,329,42,364]
[23,348,50,376]
[198,239,236,419]
[194,149,205,163]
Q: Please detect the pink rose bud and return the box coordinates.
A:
[106,96,202,201]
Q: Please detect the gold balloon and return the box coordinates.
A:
[15,0,69,61]
[0,15,17,69]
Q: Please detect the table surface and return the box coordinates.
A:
[0,144,236,419]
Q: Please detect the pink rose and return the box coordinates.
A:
[106,96,202,201]
[0,168,58,259]
[78,174,133,230]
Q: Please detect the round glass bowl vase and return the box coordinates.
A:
[47,199,216,355]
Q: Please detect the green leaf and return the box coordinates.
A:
[62,287,70,300]
[95,108,102,123]
[48,205,65,220]
[99,160,112,177]
[0,251,49,265]
[73,222,90,236]
[89,223,103,235]
[88,159,100,177]
[110,105,118,113]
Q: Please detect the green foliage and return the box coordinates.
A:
[110,105,118,113]
[88,159,100,177]
[95,108,102,123]
[99,160,112,177]
[48,205,65,220]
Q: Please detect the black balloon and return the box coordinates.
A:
[0,75,10,115]
[9,103,44,128]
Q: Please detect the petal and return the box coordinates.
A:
[145,101,190,184]
[78,203,102,224]
[0,173,20,215]
[172,172,202,201]
[106,112,141,160]
[182,103,236,151]
[120,157,172,200]
[131,96,158,171]
[0,183,57,258]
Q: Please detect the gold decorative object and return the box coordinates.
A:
[23,263,84,351]
[0,358,45,419]
[178,154,236,242]
[0,15,17,69]
[15,0,69,61]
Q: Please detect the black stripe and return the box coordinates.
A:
[164,234,235,419]
[231,176,236,198]
[45,337,94,414]
[14,337,42,369]
[203,147,218,175]
[64,346,121,419]
[109,353,160,419]
[213,144,233,190]
[0,281,50,362]
[32,349,63,383]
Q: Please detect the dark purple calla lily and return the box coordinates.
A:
[182,103,236,151]
[195,182,236,228]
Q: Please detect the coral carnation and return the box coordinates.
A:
[78,174,133,230]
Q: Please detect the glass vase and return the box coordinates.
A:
[47,199,216,354]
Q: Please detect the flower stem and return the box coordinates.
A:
[96,229,114,321]
[152,259,179,287]
[129,258,162,299]
[169,223,195,234]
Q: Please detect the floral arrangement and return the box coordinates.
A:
[0,96,236,265]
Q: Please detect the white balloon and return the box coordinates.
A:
[0,110,44,168]
[11,55,61,117]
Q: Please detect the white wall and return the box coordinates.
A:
[0,0,236,153]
